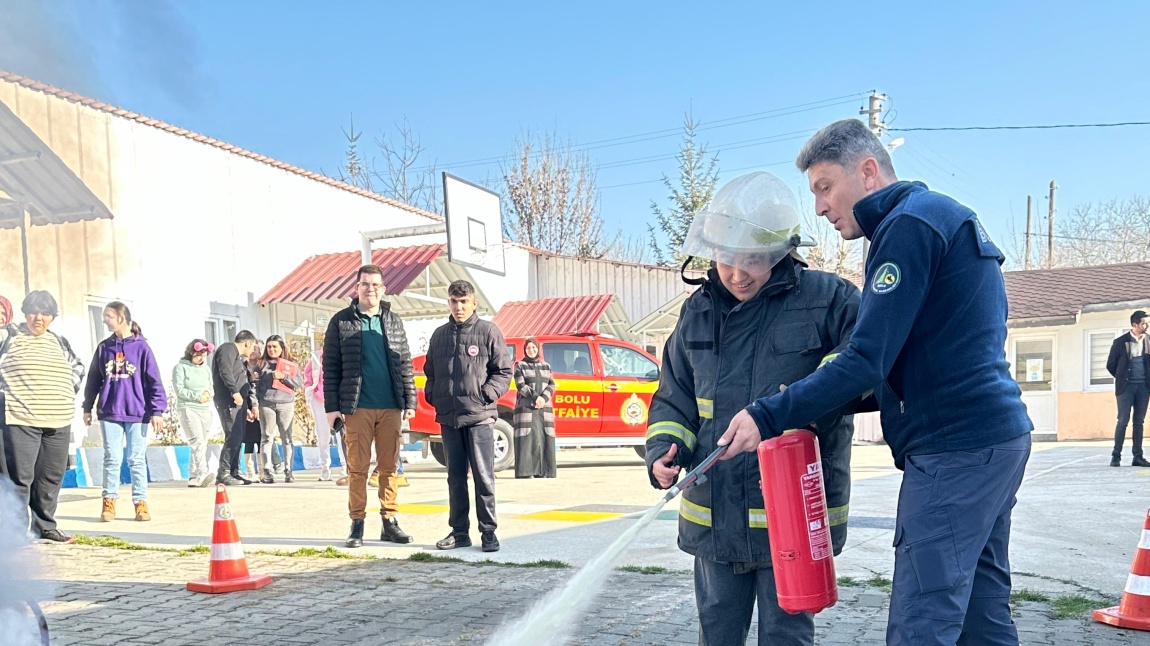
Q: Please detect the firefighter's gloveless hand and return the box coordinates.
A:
[718,409,762,458]
[652,443,682,488]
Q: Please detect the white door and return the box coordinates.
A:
[1011,336,1056,435]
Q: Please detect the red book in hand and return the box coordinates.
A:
[272,358,300,394]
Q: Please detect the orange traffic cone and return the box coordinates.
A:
[187,484,272,594]
[1094,508,1150,631]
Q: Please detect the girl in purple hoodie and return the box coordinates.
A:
[82,302,167,523]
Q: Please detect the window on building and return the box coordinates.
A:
[89,304,106,348]
[542,342,594,376]
[506,344,517,362]
[1087,330,1123,387]
[600,344,659,380]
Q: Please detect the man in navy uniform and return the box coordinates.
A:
[719,119,1032,645]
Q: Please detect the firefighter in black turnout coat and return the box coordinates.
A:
[645,172,863,646]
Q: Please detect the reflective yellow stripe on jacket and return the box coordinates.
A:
[679,502,850,529]
[646,421,698,451]
[696,398,714,419]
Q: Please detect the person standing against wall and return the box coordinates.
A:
[84,302,167,523]
[1107,310,1150,467]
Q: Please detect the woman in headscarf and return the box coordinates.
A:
[0,291,85,542]
[512,338,557,478]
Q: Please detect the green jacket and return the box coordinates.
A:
[172,358,214,410]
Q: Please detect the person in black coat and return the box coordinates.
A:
[211,330,259,485]
[425,280,512,553]
[1106,310,1150,467]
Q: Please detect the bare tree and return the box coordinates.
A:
[374,116,442,213]
[501,130,610,258]
[1010,196,1150,269]
[648,109,719,267]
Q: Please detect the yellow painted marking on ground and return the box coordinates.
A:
[516,510,624,523]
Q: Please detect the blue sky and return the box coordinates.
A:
[5,1,1148,265]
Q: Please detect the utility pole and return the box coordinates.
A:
[858,92,888,263]
[1024,195,1033,271]
[1047,180,1058,268]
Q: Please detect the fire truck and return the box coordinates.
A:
[408,333,661,471]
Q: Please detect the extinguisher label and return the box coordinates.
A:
[801,461,832,561]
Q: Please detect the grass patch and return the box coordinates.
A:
[408,552,465,564]
[74,534,210,557]
[1010,588,1051,604]
[616,565,678,575]
[865,574,892,590]
[837,576,862,588]
[253,546,371,560]
[1051,594,1098,620]
[74,534,370,560]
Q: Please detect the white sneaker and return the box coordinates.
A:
[198,473,215,488]
[318,467,332,482]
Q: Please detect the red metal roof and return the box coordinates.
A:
[493,294,616,337]
[259,244,445,305]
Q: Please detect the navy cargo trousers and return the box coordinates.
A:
[887,433,1031,645]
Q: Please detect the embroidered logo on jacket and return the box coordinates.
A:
[871,262,901,295]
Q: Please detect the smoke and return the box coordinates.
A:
[0,0,208,108]
[0,476,54,646]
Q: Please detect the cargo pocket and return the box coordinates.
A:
[893,510,959,594]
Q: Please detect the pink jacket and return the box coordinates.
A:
[304,356,324,404]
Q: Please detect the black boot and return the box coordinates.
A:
[381,517,413,544]
[1133,456,1150,467]
[1111,457,1122,467]
[345,519,365,548]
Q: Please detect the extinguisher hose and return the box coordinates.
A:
[662,445,728,502]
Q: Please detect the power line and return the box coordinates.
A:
[600,159,793,190]
[596,130,813,171]
[890,121,1150,132]
[441,92,870,170]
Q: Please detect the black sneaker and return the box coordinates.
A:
[345,519,365,548]
[40,529,74,544]
[259,470,275,484]
[436,532,472,550]
[481,531,500,553]
[231,473,254,485]
[284,471,295,483]
[1133,457,1150,467]
[381,517,413,544]
[1111,458,1122,467]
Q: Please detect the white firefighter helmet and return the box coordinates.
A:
[681,171,812,276]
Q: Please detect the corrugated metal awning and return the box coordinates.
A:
[493,294,635,341]
[0,99,113,229]
[260,244,445,304]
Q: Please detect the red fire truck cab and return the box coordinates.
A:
[409,333,661,471]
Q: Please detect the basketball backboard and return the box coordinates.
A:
[443,172,506,276]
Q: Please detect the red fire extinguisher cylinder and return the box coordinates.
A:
[757,430,838,614]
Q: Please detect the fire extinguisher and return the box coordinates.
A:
[757,429,838,614]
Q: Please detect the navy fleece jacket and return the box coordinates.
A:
[746,181,1032,468]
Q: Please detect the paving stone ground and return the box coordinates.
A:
[29,543,1150,645]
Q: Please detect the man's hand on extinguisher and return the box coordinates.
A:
[652,444,682,488]
[717,409,762,459]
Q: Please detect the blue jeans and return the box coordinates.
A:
[888,433,1031,646]
[101,421,149,502]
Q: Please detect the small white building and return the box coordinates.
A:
[1003,262,1150,441]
